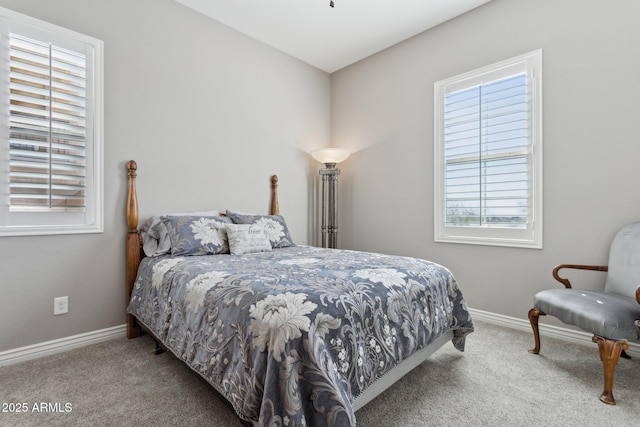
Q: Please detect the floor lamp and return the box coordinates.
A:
[311,148,350,248]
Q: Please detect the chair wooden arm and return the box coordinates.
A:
[552,264,608,288]
[636,285,640,304]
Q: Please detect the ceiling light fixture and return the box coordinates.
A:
[329,1,334,7]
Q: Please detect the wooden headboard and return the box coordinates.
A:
[125,160,280,339]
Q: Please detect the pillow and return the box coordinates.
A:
[141,211,219,257]
[225,223,273,255]
[161,215,231,256]
[226,211,294,248]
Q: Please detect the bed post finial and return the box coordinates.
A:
[270,175,279,215]
[127,160,138,232]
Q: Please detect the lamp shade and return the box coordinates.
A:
[311,148,350,165]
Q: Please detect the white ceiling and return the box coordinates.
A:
[174,0,493,73]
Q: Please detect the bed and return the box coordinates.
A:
[124,160,474,426]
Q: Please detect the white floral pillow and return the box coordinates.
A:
[161,215,232,256]
[225,223,273,255]
[226,211,294,248]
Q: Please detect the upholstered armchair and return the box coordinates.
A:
[528,222,640,404]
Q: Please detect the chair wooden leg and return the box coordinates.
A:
[528,308,545,354]
[592,335,629,405]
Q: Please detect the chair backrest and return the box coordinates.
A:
[604,222,640,298]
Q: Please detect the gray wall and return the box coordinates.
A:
[0,0,330,351]
[331,0,640,322]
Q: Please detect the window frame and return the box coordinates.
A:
[434,50,543,249]
[0,6,103,237]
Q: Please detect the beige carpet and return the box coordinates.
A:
[1,320,639,426]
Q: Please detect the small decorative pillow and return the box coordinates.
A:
[226,211,294,248]
[225,223,273,255]
[141,210,220,257]
[161,215,232,256]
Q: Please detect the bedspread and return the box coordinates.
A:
[127,246,473,426]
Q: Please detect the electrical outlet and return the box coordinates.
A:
[54,296,68,315]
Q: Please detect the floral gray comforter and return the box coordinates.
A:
[127,246,473,426]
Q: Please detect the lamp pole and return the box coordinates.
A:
[319,163,340,248]
[311,148,350,249]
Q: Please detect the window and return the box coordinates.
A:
[434,50,542,248]
[0,7,103,236]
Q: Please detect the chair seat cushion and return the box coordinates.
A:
[534,289,640,340]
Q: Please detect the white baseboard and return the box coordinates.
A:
[0,324,127,367]
[2,309,639,367]
[469,308,640,357]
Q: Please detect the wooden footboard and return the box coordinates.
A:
[125,160,280,339]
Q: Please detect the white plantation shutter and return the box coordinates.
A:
[434,50,542,248]
[443,73,528,227]
[9,34,87,210]
[0,7,103,236]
